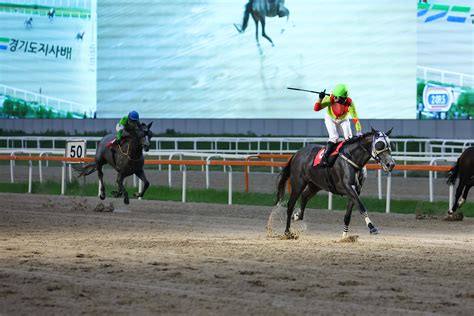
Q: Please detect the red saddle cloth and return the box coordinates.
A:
[106,139,116,149]
[313,141,346,167]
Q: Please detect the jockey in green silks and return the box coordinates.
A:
[112,111,140,146]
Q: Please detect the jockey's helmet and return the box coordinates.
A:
[332,84,349,98]
[128,111,139,121]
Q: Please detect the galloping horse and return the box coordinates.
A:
[275,128,396,237]
[47,8,56,20]
[447,146,474,215]
[24,17,33,29]
[76,31,85,41]
[234,0,290,46]
[75,122,153,204]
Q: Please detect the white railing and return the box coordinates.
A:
[0,84,93,115]
[1,136,472,157]
[0,0,91,10]
[417,66,474,88]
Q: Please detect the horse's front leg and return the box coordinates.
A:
[112,173,124,198]
[293,183,319,221]
[97,164,106,200]
[133,169,149,199]
[260,18,274,46]
[114,174,129,205]
[345,184,378,235]
[343,200,354,238]
[119,175,129,205]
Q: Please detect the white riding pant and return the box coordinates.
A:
[324,114,352,143]
[116,123,124,132]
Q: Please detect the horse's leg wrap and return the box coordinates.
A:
[361,212,378,234]
[342,225,349,238]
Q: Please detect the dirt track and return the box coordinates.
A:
[1,193,473,315]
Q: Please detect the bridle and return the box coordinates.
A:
[370,132,391,164]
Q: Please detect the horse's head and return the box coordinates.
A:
[370,127,395,172]
[139,122,153,152]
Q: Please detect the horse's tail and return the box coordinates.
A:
[242,1,252,31]
[447,159,460,185]
[274,155,293,205]
[73,163,97,177]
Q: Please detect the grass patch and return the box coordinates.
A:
[0,181,472,217]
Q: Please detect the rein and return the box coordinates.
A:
[117,142,142,161]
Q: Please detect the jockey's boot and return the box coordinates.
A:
[320,141,337,168]
[112,138,120,146]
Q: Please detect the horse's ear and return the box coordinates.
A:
[386,127,393,136]
[147,121,153,129]
[371,126,376,133]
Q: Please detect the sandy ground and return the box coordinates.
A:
[0,193,473,315]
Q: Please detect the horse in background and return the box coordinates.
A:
[24,17,33,29]
[76,31,85,41]
[74,122,153,205]
[48,8,56,20]
[447,146,474,217]
[234,0,290,46]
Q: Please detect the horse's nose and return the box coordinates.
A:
[387,162,395,172]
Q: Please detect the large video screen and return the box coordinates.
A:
[0,0,96,118]
[2,1,472,120]
[97,0,416,119]
[417,0,474,120]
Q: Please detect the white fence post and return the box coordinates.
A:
[328,192,333,211]
[386,173,392,213]
[168,163,172,187]
[429,170,434,202]
[10,157,14,183]
[449,184,454,211]
[182,165,186,203]
[28,159,33,193]
[61,162,66,195]
[138,179,143,200]
[39,159,43,183]
[228,166,233,205]
[377,169,382,200]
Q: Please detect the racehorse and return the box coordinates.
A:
[447,146,474,215]
[76,31,85,41]
[74,122,153,205]
[275,128,395,237]
[47,8,55,20]
[24,17,33,29]
[234,0,290,46]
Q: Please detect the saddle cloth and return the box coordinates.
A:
[313,141,345,167]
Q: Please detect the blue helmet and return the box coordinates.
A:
[128,111,139,121]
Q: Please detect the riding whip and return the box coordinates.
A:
[287,87,330,96]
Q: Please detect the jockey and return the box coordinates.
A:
[314,84,362,167]
[112,111,140,146]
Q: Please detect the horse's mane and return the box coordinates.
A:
[344,131,375,145]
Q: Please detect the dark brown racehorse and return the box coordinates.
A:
[275,128,395,237]
[234,0,290,46]
[74,122,153,204]
[447,146,474,215]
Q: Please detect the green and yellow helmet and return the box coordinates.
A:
[332,84,349,98]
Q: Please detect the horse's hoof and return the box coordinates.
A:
[233,23,243,33]
[111,191,121,198]
[99,194,105,200]
[124,196,130,205]
[369,227,379,235]
[133,192,141,198]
